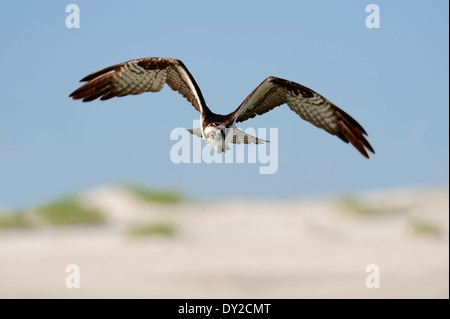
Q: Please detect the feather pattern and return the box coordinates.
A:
[69,57,208,113]
[231,77,374,158]
[70,58,374,158]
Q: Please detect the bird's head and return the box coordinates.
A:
[204,123,224,144]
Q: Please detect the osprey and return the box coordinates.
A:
[70,57,374,158]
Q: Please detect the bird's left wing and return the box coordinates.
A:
[231,77,375,158]
[69,57,207,113]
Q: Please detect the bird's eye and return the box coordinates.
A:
[210,131,214,136]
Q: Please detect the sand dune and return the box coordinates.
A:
[0,186,448,298]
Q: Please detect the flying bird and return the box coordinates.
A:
[69,57,374,158]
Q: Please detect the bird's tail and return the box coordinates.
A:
[187,127,268,153]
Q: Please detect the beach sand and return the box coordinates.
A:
[0,186,448,298]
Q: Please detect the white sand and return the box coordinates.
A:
[0,186,448,298]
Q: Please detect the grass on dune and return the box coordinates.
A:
[337,194,411,217]
[408,218,442,238]
[0,212,33,230]
[35,198,105,226]
[126,184,182,205]
[126,222,176,238]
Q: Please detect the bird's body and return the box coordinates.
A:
[70,57,374,158]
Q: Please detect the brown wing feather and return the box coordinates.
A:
[231,76,375,158]
[69,57,208,113]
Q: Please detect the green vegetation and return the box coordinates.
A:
[126,184,182,205]
[126,222,176,238]
[0,213,33,230]
[337,194,410,217]
[35,198,105,226]
[409,219,442,238]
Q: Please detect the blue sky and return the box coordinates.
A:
[0,1,448,208]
